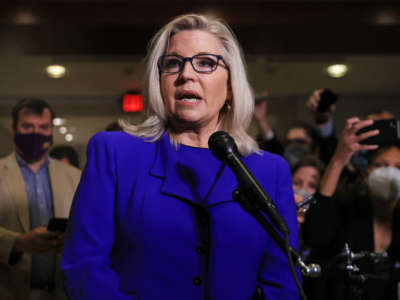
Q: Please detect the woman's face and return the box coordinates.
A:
[367,146,400,202]
[292,165,320,196]
[286,127,312,145]
[368,146,400,173]
[160,30,231,133]
[293,165,320,228]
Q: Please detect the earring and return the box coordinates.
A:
[225,101,232,111]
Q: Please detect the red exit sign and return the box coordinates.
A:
[122,93,143,112]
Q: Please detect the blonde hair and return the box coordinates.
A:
[121,13,259,155]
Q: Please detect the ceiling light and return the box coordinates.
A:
[59,126,68,135]
[65,134,74,142]
[46,65,66,79]
[53,118,66,126]
[326,64,348,78]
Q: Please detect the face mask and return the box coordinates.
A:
[351,149,369,173]
[14,133,53,162]
[293,188,313,199]
[368,166,400,202]
[283,140,312,167]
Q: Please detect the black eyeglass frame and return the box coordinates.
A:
[157,53,228,74]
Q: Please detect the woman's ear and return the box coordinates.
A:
[227,82,233,102]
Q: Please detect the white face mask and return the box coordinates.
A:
[368,166,400,202]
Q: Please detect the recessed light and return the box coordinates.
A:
[65,134,74,142]
[59,126,68,135]
[53,118,66,126]
[326,64,348,78]
[46,65,66,79]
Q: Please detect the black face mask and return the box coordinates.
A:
[283,139,312,167]
[14,133,53,162]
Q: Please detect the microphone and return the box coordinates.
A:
[208,131,289,235]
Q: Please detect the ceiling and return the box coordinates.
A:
[0,1,399,156]
[0,1,399,98]
[1,1,400,56]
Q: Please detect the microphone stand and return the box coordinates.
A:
[207,131,319,299]
[232,187,321,280]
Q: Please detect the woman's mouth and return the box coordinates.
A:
[176,91,202,103]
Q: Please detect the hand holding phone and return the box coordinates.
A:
[14,226,63,254]
[317,89,338,113]
[47,217,68,232]
[332,118,378,167]
[357,119,400,145]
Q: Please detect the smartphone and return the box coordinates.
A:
[317,89,338,113]
[358,119,400,145]
[47,217,68,232]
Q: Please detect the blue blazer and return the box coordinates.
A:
[61,131,300,300]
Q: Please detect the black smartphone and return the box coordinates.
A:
[317,89,338,112]
[358,119,400,145]
[47,217,68,232]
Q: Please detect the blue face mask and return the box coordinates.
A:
[283,140,312,167]
[351,150,369,173]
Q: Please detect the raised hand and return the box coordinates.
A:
[306,89,324,112]
[333,117,379,166]
[306,88,336,124]
[253,92,269,121]
[319,117,379,196]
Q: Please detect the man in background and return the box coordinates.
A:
[50,145,80,169]
[0,98,81,300]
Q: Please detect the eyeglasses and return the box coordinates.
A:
[157,54,227,74]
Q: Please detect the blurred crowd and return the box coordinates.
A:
[254,89,400,300]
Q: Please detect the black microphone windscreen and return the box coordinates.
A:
[208,131,238,162]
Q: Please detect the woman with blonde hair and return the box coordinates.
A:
[61,14,299,300]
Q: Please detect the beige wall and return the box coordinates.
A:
[1,54,399,165]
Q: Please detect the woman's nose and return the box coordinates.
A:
[179,60,196,80]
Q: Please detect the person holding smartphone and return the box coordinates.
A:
[0,98,81,300]
[305,88,339,165]
[253,88,338,166]
[303,117,400,300]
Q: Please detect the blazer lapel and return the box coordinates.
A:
[3,153,30,232]
[149,133,203,205]
[149,133,238,207]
